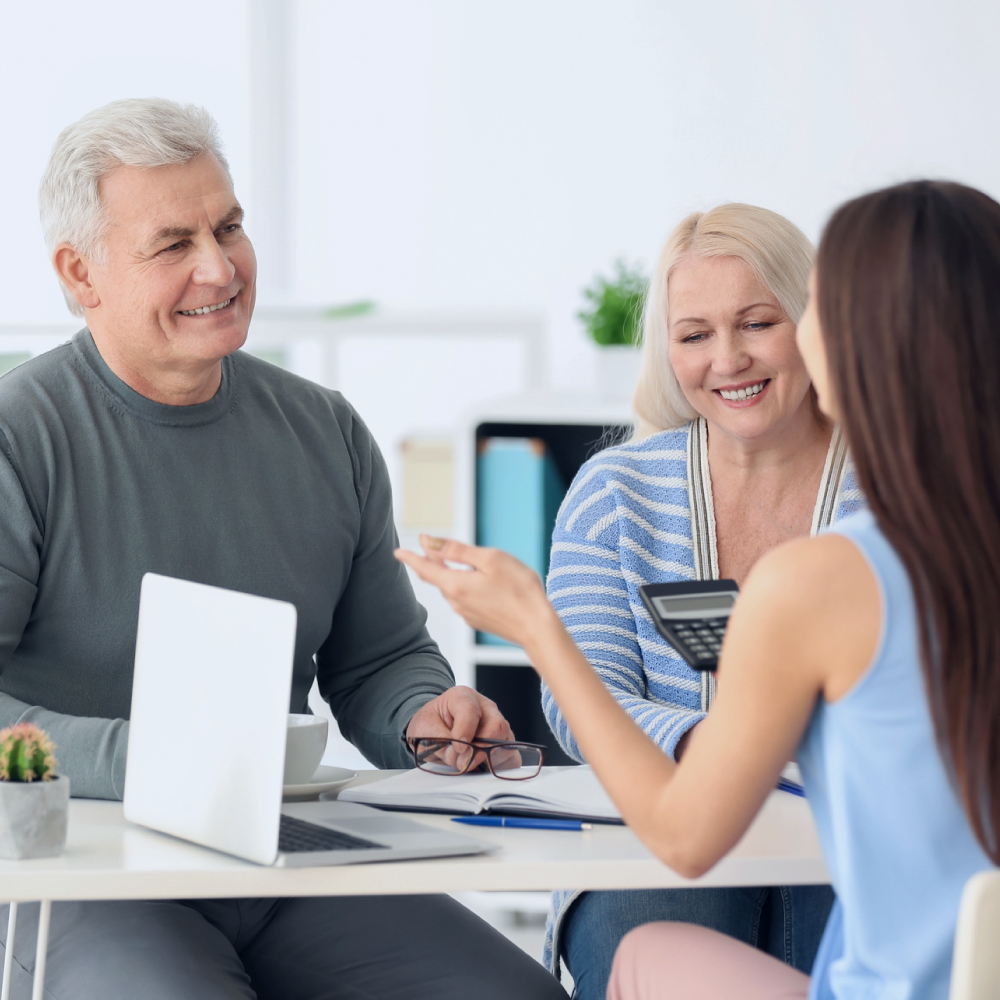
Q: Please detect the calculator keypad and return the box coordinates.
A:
[672,618,728,667]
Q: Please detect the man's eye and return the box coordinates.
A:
[219,224,242,236]
[160,242,185,254]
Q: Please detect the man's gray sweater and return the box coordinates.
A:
[0,330,452,798]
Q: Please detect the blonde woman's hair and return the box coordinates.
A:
[632,203,814,438]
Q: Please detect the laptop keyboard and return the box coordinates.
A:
[278,814,389,854]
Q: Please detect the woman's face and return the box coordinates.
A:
[667,255,816,443]
[795,270,838,421]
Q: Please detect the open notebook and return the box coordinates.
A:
[339,765,623,824]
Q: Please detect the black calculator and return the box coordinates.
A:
[638,580,739,672]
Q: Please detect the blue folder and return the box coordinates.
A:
[476,438,565,646]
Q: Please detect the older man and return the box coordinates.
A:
[0,99,563,1000]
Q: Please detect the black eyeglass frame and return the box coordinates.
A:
[406,736,546,780]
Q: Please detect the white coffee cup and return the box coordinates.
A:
[284,714,329,785]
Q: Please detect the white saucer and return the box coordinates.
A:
[283,765,358,801]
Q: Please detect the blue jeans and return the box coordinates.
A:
[561,885,834,1000]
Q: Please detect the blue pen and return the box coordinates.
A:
[452,816,593,831]
[777,778,806,798]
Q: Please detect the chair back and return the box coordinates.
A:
[951,870,1000,1000]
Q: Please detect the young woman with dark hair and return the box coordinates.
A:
[398,179,999,999]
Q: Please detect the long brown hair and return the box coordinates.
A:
[817,181,1000,863]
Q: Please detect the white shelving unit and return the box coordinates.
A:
[244,308,547,391]
[454,390,634,670]
[451,391,633,763]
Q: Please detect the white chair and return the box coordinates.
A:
[950,870,1000,999]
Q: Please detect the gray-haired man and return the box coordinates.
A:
[0,99,564,1000]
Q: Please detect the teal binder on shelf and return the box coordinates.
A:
[476,438,566,647]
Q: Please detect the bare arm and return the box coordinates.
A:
[543,532,706,762]
[396,533,879,876]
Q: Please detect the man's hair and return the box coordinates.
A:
[631,203,814,438]
[39,97,231,316]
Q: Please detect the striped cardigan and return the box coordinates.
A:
[540,418,864,975]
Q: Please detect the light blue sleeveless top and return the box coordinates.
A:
[798,510,994,1000]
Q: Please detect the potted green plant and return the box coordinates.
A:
[579,260,648,399]
[0,723,69,859]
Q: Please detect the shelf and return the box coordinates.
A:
[464,389,634,427]
[453,393,635,767]
[472,644,532,667]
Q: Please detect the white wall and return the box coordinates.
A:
[288,0,1000,387]
[0,0,250,325]
[8,1,1000,380]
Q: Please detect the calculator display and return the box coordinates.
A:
[652,594,735,619]
[639,580,740,672]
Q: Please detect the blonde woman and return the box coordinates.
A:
[534,205,863,997]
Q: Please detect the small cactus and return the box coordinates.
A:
[0,723,58,782]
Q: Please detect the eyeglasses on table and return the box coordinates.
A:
[407,736,545,780]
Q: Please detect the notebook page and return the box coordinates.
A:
[486,766,621,821]
[338,768,502,813]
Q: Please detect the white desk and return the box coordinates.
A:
[0,772,828,999]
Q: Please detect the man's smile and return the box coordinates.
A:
[177,297,233,317]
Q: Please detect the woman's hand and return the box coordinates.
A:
[394,536,561,650]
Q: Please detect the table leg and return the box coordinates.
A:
[1,902,17,1000]
[30,901,50,1000]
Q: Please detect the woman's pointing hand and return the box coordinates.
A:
[394,536,558,651]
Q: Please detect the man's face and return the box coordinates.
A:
[85,153,255,371]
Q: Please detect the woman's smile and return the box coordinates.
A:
[713,378,772,406]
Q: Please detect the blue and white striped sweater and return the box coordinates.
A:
[543,430,704,759]
[540,421,864,975]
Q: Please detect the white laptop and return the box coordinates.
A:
[124,573,492,867]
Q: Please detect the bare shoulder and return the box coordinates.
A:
[746,533,876,608]
[735,534,881,700]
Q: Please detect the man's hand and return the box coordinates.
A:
[405,686,515,747]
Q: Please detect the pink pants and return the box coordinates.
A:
[607,922,811,1000]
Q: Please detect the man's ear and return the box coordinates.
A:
[53,244,100,311]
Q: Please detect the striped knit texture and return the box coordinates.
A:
[540,421,864,975]
[542,426,702,760]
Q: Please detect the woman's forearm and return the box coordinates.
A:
[394,536,736,876]
[395,535,829,879]
[524,610,685,853]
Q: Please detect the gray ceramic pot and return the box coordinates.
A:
[0,775,69,859]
